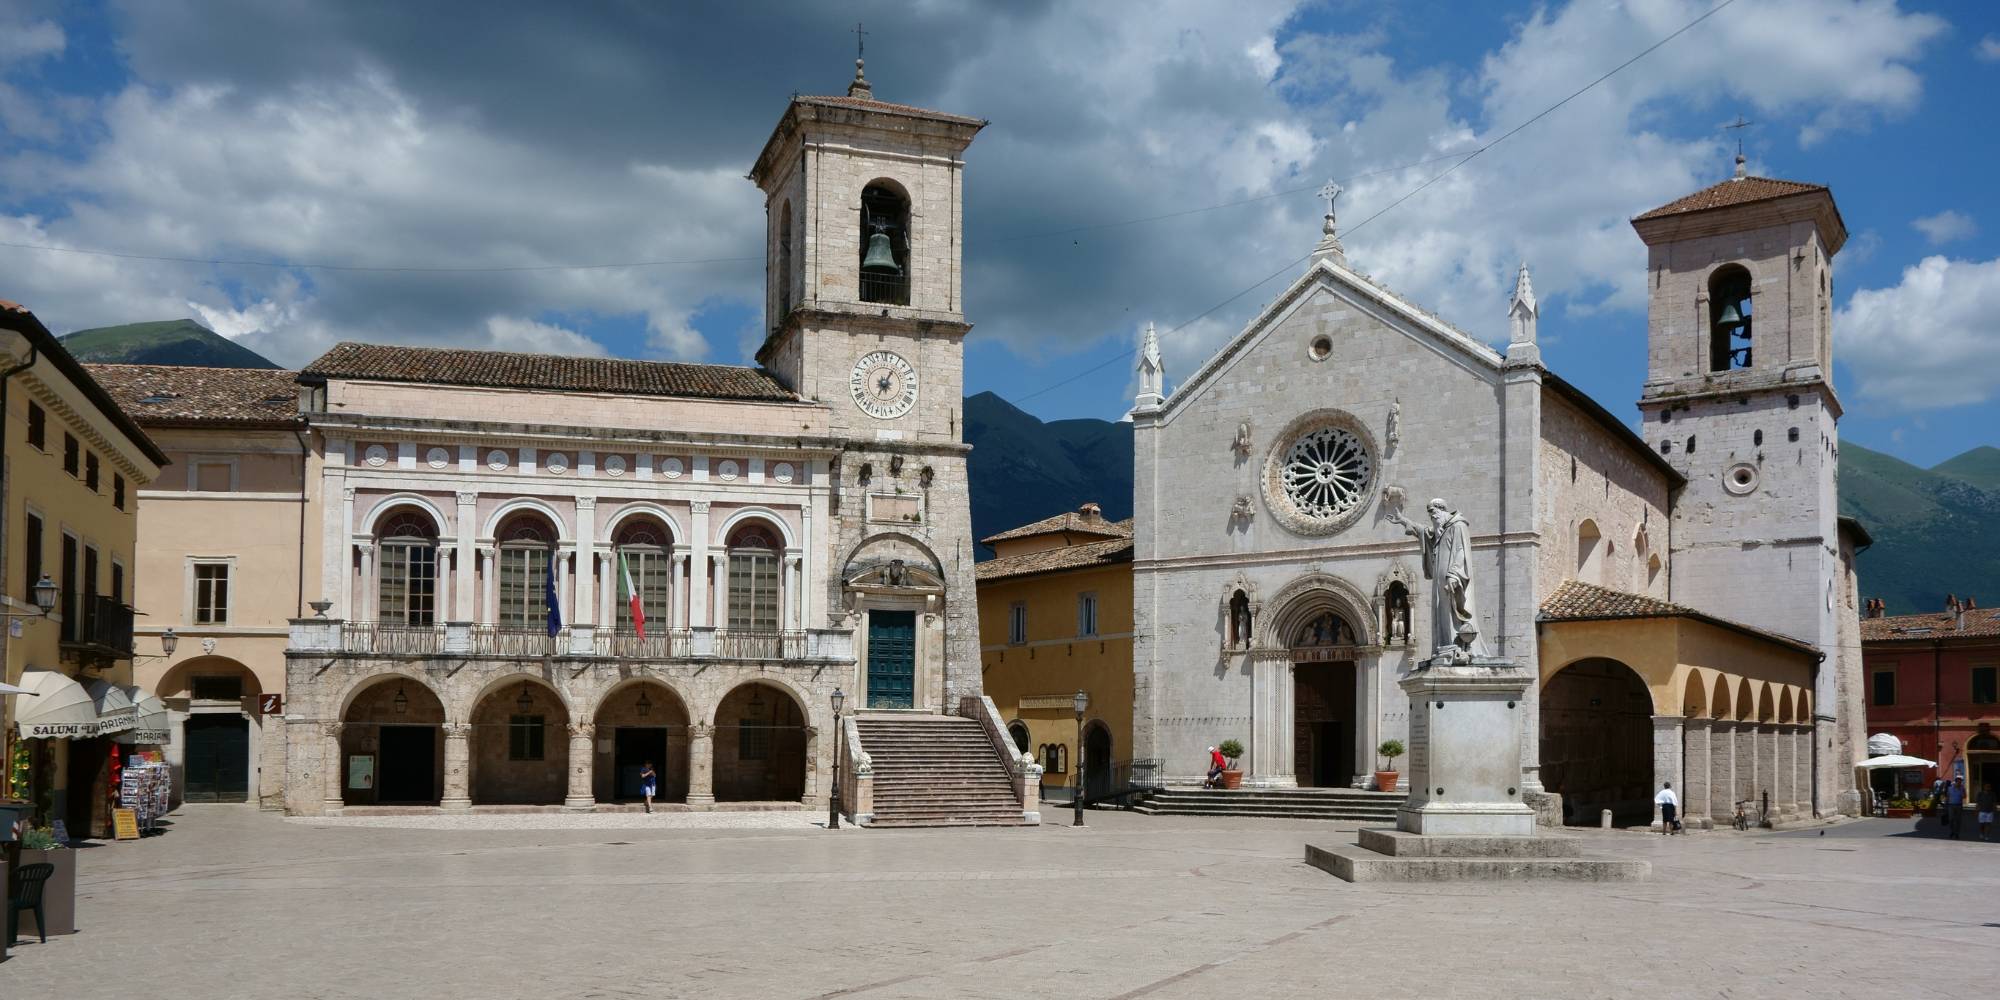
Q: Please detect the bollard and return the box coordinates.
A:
[1601,808,1613,830]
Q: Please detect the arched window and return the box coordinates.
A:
[1008,721,1031,754]
[613,518,674,634]
[1383,582,1411,644]
[1709,265,1753,371]
[726,522,781,632]
[377,508,438,626]
[858,182,910,306]
[1228,589,1252,649]
[1576,519,1603,584]
[496,512,557,629]
[777,200,794,319]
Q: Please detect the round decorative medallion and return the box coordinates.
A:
[716,459,740,481]
[425,447,451,469]
[660,457,684,479]
[1308,334,1333,362]
[363,444,389,467]
[850,350,918,420]
[603,455,627,477]
[1723,462,1759,496]
[545,453,570,475]
[486,449,510,471]
[772,462,795,484]
[1263,410,1376,536]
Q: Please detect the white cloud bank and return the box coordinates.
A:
[1838,255,2000,409]
[1912,210,1977,245]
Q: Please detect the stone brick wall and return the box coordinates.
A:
[1535,389,1673,600]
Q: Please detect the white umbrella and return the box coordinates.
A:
[0,680,37,696]
[1856,754,1936,769]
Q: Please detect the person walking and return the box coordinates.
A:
[639,761,658,814]
[1655,781,1681,835]
[1977,782,1996,842]
[1204,746,1226,789]
[1945,776,1966,839]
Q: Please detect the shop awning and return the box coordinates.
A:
[0,680,35,696]
[118,686,170,745]
[14,670,120,738]
[86,678,137,736]
[1856,754,1936,770]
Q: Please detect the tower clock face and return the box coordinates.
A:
[851,350,919,420]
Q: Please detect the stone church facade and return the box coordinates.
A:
[279,64,1011,818]
[1133,165,1866,825]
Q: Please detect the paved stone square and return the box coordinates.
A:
[5,807,1995,999]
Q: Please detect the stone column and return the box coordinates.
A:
[574,497,597,625]
[1247,652,1296,787]
[321,723,344,814]
[689,501,711,627]
[1353,654,1380,789]
[1736,721,1758,814]
[1709,721,1738,823]
[479,545,497,625]
[1651,715,1683,830]
[356,542,376,621]
[1794,724,1815,817]
[687,722,715,805]
[671,552,689,629]
[1682,717,1712,828]
[1773,724,1795,820]
[455,492,478,621]
[337,486,356,619]
[598,547,615,628]
[713,554,730,629]
[441,722,472,810]
[564,722,596,810]
[1756,724,1778,822]
[786,554,803,630]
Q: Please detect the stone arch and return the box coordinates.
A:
[1710,673,1734,721]
[591,677,693,804]
[1576,519,1604,583]
[155,654,266,703]
[155,655,268,806]
[1007,720,1031,754]
[604,501,686,544]
[480,497,571,541]
[1799,691,1813,721]
[1756,684,1776,724]
[859,177,913,306]
[1777,686,1795,725]
[1083,718,1114,802]
[1707,262,1755,371]
[340,674,446,806]
[468,674,571,806]
[1682,669,1709,718]
[1261,572,1376,650]
[1541,657,1656,826]
[1735,677,1755,723]
[713,680,809,802]
[717,506,796,549]
[361,492,454,539]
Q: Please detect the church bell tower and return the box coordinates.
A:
[748,60,988,709]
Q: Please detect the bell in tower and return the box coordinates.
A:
[859,184,910,305]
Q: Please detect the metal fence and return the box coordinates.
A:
[341,622,446,655]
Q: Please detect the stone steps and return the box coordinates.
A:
[853,714,1028,828]
[1133,788,1404,823]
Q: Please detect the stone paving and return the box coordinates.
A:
[4,807,1996,999]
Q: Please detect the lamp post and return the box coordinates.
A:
[160,628,178,657]
[32,574,57,614]
[828,687,845,830]
[1073,688,1088,827]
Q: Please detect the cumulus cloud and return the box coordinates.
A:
[1980,36,2000,61]
[1912,210,1977,246]
[1838,256,2000,409]
[0,0,1954,399]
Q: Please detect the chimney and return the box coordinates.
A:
[1078,502,1102,522]
[1969,596,1979,610]
[1947,593,1961,613]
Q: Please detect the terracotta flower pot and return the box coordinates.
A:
[1374,771,1400,793]
[1221,769,1244,790]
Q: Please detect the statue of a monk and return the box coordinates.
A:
[1388,497,1487,663]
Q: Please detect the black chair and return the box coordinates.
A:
[6,862,54,946]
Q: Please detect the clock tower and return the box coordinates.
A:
[749,60,987,710]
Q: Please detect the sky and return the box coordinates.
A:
[1,0,1996,468]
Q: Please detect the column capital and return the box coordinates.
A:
[457,491,478,505]
[576,496,597,511]
[568,722,596,739]
[320,722,343,739]
[356,541,376,555]
[691,722,715,738]
[690,500,711,515]
[1682,716,1714,731]
[343,486,356,501]
[1651,714,1685,729]
[442,722,472,736]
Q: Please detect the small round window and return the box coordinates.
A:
[1724,463,1759,496]
[1308,335,1333,362]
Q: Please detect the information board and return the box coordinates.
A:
[113,808,140,841]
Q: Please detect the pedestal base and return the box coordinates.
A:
[1396,656,1536,837]
[1306,829,1649,882]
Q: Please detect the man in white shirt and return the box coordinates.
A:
[1655,781,1681,835]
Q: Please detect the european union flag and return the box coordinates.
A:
[544,553,562,637]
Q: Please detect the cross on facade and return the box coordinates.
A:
[1317,180,1342,218]
[1724,115,1753,155]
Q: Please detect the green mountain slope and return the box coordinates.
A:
[1841,442,2000,614]
[1931,445,2000,493]
[60,319,281,369]
[963,391,1132,557]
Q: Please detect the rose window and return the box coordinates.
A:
[1278,426,1372,524]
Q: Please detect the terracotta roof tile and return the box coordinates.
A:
[86,364,303,427]
[300,342,798,402]
[1861,609,2000,642]
[975,537,1133,583]
[1539,580,1817,654]
[980,510,1132,546]
[1632,176,1828,221]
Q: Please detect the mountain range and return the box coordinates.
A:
[47,319,1986,613]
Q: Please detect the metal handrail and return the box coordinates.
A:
[715,629,805,660]
[470,625,567,656]
[594,628,692,660]
[340,621,445,655]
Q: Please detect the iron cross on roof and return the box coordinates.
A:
[1318,180,1342,218]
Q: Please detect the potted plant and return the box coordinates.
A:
[1374,739,1405,793]
[1217,739,1245,789]
[1885,794,1916,819]
[19,826,76,936]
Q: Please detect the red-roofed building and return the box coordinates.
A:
[1860,598,2000,804]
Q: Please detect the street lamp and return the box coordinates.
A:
[828,687,845,830]
[1073,688,1089,828]
[32,574,57,614]
[160,628,178,657]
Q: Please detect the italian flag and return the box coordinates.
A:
[619,551,646,639]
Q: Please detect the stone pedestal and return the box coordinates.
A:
[1395,657,1536,837]
[1310,655,1647,883]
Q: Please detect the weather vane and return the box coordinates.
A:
[1318,180,1343,218]
[854,21,868,61]
[1724,115,1753,156]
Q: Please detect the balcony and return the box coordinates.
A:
[62,596,134,663]
[594,628,693,660]
[293,621,850,664]
[341,622,446,656]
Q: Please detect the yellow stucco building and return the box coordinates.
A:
[1,300,166,839]
[976,503,1134,801]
